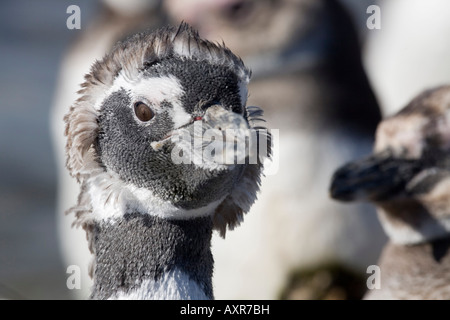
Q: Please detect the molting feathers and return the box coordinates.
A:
[64,23,269,238]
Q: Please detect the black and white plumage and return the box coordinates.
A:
[52,0,165,297]
[330,86,450,299]
[165,0,385,299]
[55,0,386,299]
[64,24,268,299]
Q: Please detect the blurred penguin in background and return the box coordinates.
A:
[51,0,164,298]
[164,0,386,299]
[330,86,450,300]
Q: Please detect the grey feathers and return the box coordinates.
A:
[64,23,267,240]
[91,214,214,300]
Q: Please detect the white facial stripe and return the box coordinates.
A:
[95,72,192,129]
[86,171,224,223]
[169,97,193,129]
[126,183,225,219]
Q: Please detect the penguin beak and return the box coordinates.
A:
[203,104,249,131]
[330,151,423,202]
[152,104,254,166]
[200,104,254,166]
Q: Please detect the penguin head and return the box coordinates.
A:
[330,86,450,243]
[330,86,450,204]
[65,24,268,236]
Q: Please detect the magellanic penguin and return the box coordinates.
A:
[64,24,269,299]
[164,0,385,299]
[330,86,450,299]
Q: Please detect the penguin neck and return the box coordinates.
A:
[90,212,214,300]
[377,200,450,245]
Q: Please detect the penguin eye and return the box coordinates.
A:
[134,102,154,122]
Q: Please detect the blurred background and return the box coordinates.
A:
[1,0,450,299]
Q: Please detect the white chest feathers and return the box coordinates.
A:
[110,268,210,300]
